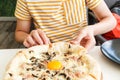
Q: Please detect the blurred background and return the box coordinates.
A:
[0,0,24,49]
[0,0,17,16]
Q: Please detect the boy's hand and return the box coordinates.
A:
[70,26,96,51]
[23,29,50,47]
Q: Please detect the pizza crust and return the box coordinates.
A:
[3,42,102,80]
[3,50,27,80]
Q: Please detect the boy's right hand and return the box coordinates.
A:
[23,29,51,47]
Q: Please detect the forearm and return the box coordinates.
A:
[15,31,29,43]
[88,15,116,35]
[15,19,31,43]
[87,0,117,36]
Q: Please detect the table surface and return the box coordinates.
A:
[0,46,120,80]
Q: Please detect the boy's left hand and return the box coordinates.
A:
[70,26,96,51]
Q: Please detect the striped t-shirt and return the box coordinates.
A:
[15,0,102,42]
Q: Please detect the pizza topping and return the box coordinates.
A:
[66,76,71,80]
[46,70,50,73]
[29,57,36,61]
[59,73,67,78]
[51,71,58,76]
[51,52,56,58]
[29,50,34,54]
[89,73,97,79]
[64,51,72,56]
[68,44,71,48]
[22,78,25,80]
[18,50,22,53]
[26,68,31,71]
[32,73,38,78]
[8,73,13,77]
[47,60,63,70]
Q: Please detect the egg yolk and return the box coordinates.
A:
[47,60,62,70]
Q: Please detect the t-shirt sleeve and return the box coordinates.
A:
[86,0,102,10]
[15,0,31,20]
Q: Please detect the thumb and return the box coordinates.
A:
[70,33,86,45]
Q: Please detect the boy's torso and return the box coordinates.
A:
[25,0,88,42]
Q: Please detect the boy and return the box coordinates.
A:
[15,0,116,50]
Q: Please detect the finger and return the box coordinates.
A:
[26,35,37,46]
[31,30,43,45]
[23,40,31,48]
[37,29,50,44]
[84,36,96,51]
[70,31,86,44]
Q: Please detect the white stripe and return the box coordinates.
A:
[29,6,61,8]
[33,11,64,18]
[79,0,84,21]
[73,0,78,24]
[30,9,60,13]
[53,16,65,21]
[36,19,65,23]
[32,11,64,16]
[66,1,72,24]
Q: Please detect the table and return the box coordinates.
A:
[89,46,120,80]
[0,46,120,80]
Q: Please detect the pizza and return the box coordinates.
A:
[3,42,102,80]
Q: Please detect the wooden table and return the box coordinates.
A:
[0,20,25,49]
[0,46,120,80]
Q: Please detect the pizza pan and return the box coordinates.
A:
[100,39,120,64]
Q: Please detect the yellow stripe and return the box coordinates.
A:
[63,2,69,24]
[72,0,77,23]
[86,0,102,9]
[16,8,29,16]
[89,0,102,9]
[18,0,27,7]
[30,11,64,15]
[27,0,63,4]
